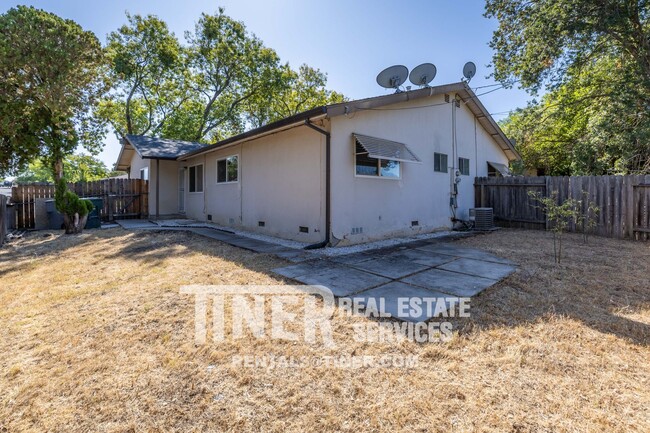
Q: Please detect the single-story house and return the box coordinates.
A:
[115,81,520,246]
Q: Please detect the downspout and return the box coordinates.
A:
[156,158,160,220]
[303,120,331,249]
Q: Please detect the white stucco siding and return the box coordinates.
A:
[128,153,150,181]
[183,126,325,243]
[149,159,180,216]
[329,95,511,245]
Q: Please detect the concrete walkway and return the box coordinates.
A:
[116,218,516,322]
[115,219,314,262]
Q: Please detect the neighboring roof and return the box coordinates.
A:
[354,133,421,163]
[125,134,207,159]
[179,81,520,162]
[115,134,208,171]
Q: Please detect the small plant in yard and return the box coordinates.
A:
[528,190,578,263]
[54,179,94,234]
[573,191,600,244]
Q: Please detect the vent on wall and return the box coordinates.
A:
[411,220,419,227]
[299,226,309,233]
[207,214,212,221]
[258,221,265,227]
[229,218,235,224]
[351,227,363,235]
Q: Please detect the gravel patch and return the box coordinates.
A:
[153,219,462,257]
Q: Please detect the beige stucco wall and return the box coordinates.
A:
[329,94,510,245]
[183,126,326,243]
[128,153,180,216]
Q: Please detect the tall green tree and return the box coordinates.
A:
[102,13,186,137]
[15,153,112,183]
[487,0,650,174]
[185,9,285,141]
[0,6,108,180]
[246,64,346,128]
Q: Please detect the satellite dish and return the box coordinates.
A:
[409,63,437,87]
[376,65,409,92]
[462,62,477,82]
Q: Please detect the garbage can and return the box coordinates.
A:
[45,199,64,230]
[85,197,103,229]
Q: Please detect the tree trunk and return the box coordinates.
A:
[62,213,88,234]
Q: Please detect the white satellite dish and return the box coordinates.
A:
[409,63,437,87]
[462,62,476,82]
[376,65,409,92]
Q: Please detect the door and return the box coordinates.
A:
[178,168,185,213]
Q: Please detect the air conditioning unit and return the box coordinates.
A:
[469,207,494,231]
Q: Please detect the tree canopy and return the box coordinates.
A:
[487,0,650,174]
[0,5,108,179]
[15,154,117,184]
[99,9,344,143]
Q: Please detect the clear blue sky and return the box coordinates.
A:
[5,0,533,169]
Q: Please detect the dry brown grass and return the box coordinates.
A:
[0,228,648,432]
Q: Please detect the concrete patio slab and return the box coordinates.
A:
[402,268,498,297]
[272,260,340,280]
[348,256,430,279]
[437,257,516,280]
[381,248,457,267]
[291,266,390,297]
[351,282,455,322]
[415,242,514,265]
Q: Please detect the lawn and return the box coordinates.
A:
[0,228,648,432]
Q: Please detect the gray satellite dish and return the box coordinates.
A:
[409,63,437,87]
[376,65,409,92]
[463,62,477,82]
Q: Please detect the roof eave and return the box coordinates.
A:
[178,106,328,160]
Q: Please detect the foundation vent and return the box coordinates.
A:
[258,221,265,227]
[299,226,309,233]
[351,227,363,235]
[411,220,419,227]
[207,214,212,221]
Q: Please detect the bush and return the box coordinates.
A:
[54,179,94,218]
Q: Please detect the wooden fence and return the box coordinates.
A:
[0,195,6,246]
[475,175,650,241]
[11,179,148,229]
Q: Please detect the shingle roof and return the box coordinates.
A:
[124,134,207,159]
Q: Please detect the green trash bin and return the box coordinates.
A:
[85,197,103,229]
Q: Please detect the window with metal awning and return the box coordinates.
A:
[353,133,422,163]
[487,161,511,177]
[353,133,421,179]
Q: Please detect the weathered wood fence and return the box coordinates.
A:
[475,175,650,241]
[0,195,7,246]
[11,179,148,229]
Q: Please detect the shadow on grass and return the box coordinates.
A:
[451,230,650,347]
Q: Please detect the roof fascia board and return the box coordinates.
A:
[178,112,327,160]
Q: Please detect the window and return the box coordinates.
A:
[140,167,149,180]
[189,164,203,193]
[434,153,448,173]
[355,141,400,178]
[217,156,238,183]
[458,157,470,176]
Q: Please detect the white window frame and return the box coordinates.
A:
[458,157,470,176]
[140,167,149,181]
[434,152,448,173]
[353,143,402,180]
[188,163,204,193]
[216,155,239,184]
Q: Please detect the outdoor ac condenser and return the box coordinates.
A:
[469,207,494,230]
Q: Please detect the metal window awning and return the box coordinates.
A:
[487,161,511,176]
[354,133,421,163]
